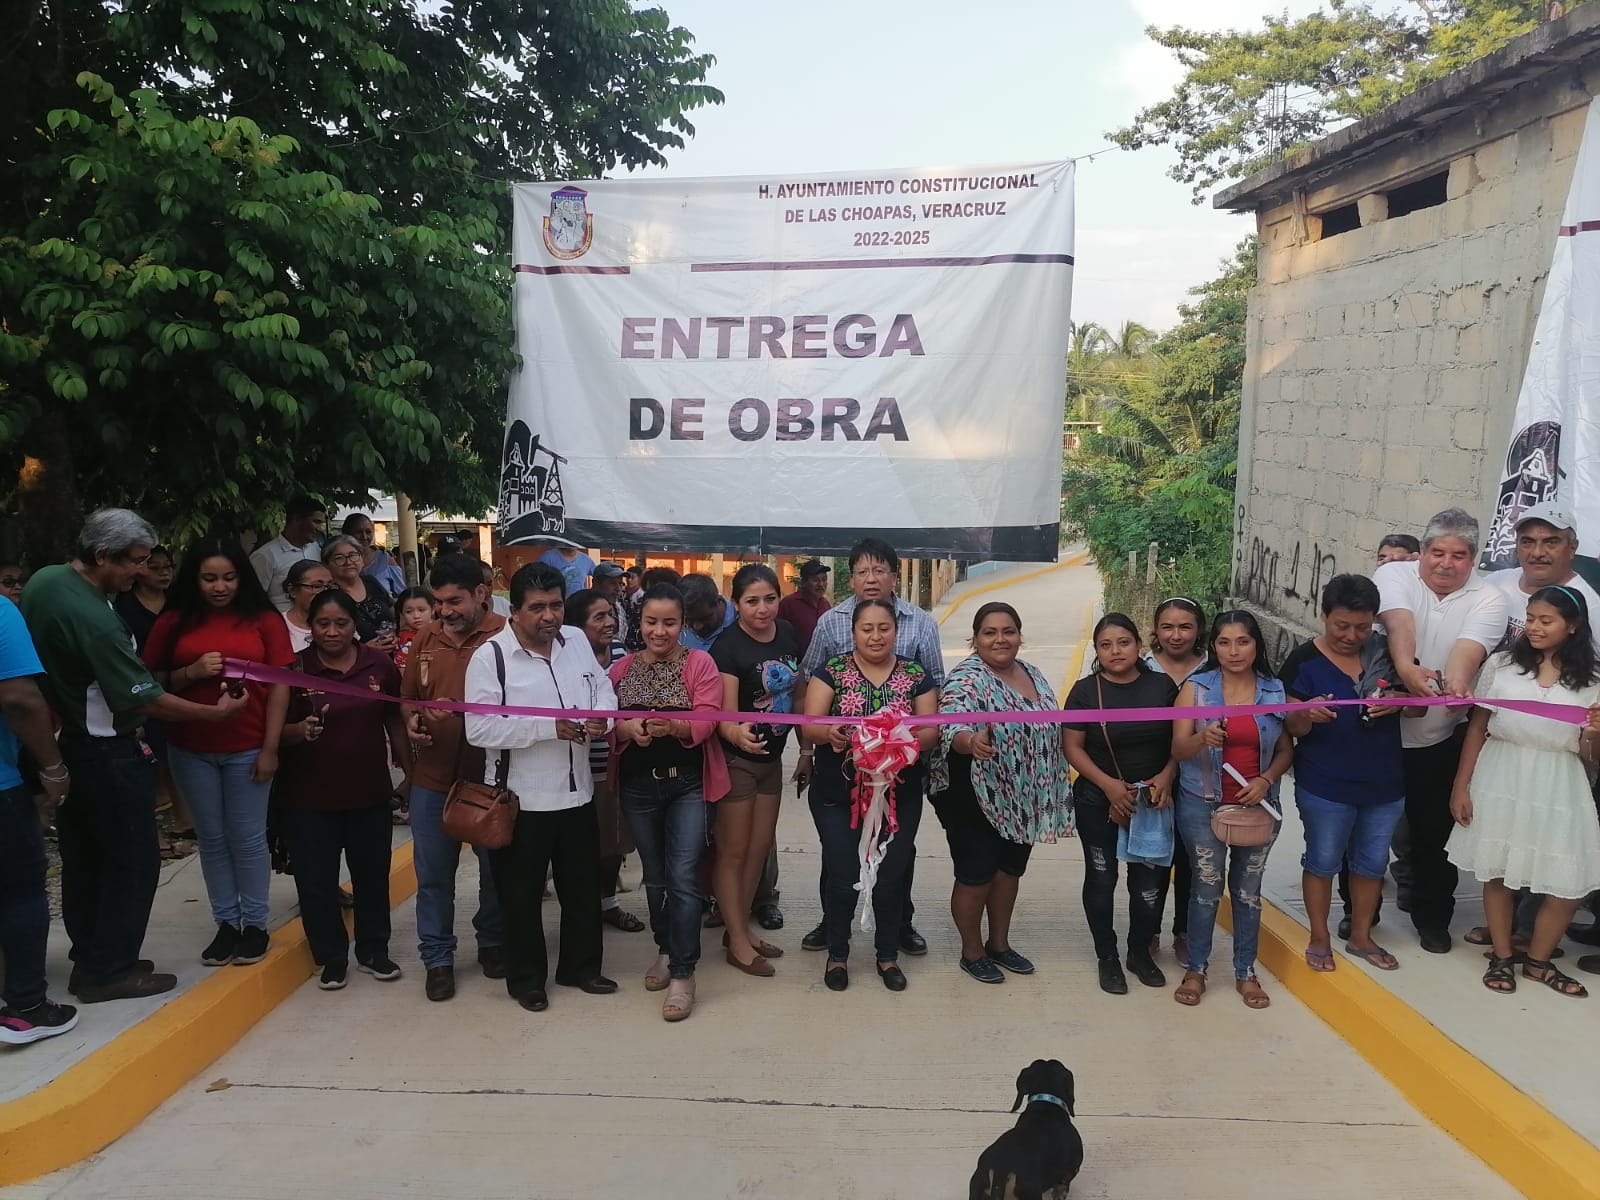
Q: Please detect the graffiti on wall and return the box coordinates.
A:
[1236,532,1339,613]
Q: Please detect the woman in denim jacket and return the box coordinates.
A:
[1170,611,1293,1010]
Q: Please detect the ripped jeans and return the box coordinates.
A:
[1176,788,1279,980]
[1074,780,1170,961]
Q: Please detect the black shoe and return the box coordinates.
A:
[1395,889,1413,914]
[517,989,549,1011]
[0,998,80,1045]
[1125,951,1167,989]
[703,899,724,928]
[232,926,269,965]
[201,925,240,967]
[1418,928,1453,954]
[424,965,455,1001]
[1337,914,1354,941]
[1097,956,1128,995]
[986,946,1035,975]
[1576,954,1600,976]
[1566,922,1600,947]
[877,963,907,991]
[68,960,152,995]
[959,955,1006,984]
[898,926,928,956]
[357,955,403,981]
[478,946,508,980]
[557,975,618,994]
[77,968,179,1004]
[824,963,849,991]
[753,903,784,931]
[318,962,348,991]
[801,922,828,952]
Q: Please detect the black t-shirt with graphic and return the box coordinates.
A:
[711,619,802,761]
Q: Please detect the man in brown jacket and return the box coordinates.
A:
[402,553,509,1001]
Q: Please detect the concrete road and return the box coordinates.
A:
[12,558,1518,1200]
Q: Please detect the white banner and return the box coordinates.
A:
[1485,98,1600,567]
[499,162,1075,558]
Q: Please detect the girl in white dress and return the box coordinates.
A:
[1449,585,1600,998]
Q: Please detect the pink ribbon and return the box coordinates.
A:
[222,658,1593,727]
[845,712,920,933]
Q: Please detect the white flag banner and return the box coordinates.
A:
[499,162,1075,558]
[1485,98,1600,567]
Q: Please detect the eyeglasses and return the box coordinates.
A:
[327,553,362,566]
[0,576,21,588]
[851,566,893,579]
[291,580,333,591]
[121,553,152,568]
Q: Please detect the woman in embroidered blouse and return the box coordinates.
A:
[608,584,729,1023]
[801,598,938,993]
[932,603,1071,985]
[1170,611,1294,1010]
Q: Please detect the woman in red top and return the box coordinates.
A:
[144,539,293,968]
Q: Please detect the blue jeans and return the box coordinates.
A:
[1176,789,1279,980]
[409,786,504,968]
[619,772,708,980]
[1296,787,1403,880]
[168,747,272,929]
[0,785,49,1010]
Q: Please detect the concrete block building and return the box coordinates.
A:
[1214,7,1600,656]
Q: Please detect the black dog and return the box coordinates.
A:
[969,1059,1083,1200]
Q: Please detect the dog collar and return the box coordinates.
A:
[1025,1093,1070,1113]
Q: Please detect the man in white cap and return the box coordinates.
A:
[1484,502,1600,649]
[1481,502,1600,955]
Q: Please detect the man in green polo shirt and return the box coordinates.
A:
[21,509,247,1003]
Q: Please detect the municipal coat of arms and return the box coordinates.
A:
[542,185,593,260]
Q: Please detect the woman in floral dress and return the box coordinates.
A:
[931,602,1072,984]
[801,599,939,993]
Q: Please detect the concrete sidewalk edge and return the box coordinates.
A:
[1220,897,1600,1200]
[0,842,420,1186]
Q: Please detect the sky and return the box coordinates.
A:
[637,0,1327,335]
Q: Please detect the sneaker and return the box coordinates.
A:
[232,926,269,965]
[201,924,240,967]
[357,955,403,981]
[318,962,348,991]
[0,998,80,1044]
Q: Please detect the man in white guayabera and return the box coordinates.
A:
[1375,508,1508,957]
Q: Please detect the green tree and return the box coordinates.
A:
[1109,1,1569,201]
[1,0,721,559]
[1062,240,1256,612]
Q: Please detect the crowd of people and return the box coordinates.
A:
[3,501,1600,1044]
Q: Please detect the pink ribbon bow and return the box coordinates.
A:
[847,711,921,932]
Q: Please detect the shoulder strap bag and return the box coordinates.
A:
[1203,674,1276,847]
[1095,675,1147,826]
[440,640,517,850]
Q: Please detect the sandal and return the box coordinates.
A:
[1236,976,1271,1009]
[1523,956,1588,998]
[1483,954,1517,994]
[1304,946,1336,973]
[1343,942,1400,971]
[1464,926,1492,946]
[602,908,646,933]
[662,978,695,1022]
[1174,970,1207,1006]
[643,954,670,992]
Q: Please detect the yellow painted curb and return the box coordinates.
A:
[935,551,1089,626]
[0,841,420,1186]
[1217,897,1600,1200]
[1060,598,1096,696]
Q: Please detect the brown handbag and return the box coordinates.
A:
[440,641,517,850]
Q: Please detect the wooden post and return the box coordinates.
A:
[911,559,923,609]
[709,552,726,592]
[1127,549,1138,578]
[1146,542,1159,586]
[396,492,419,585]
